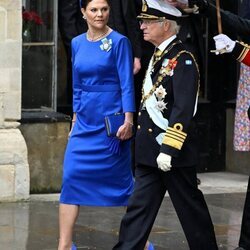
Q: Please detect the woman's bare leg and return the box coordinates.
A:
[58,204,79,250]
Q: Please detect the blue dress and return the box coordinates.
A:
[60,31,135,206]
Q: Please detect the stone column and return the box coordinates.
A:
[0,0,29,201]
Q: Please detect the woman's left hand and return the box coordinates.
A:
[116,122,133,141]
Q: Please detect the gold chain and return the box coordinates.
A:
[141,49,200,104]
[141,71,165,103]
[141,42,180,103]
[87,27,109,41]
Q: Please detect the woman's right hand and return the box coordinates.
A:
[116,121,134,141]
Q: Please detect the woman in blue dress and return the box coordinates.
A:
[58,0,136,249]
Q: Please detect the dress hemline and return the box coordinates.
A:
[59,200,129,207]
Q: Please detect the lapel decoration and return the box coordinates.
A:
[141,41,181,104]
[155,100,167,112]
[154,85,167,99]
[154,85,167,112]
[100,38,112,52]
[160,58,178,76]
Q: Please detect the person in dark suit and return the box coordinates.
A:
[58,0,142,116]
[164,2,250,249]
[187,0,250,42]
[191,0,250,250]
[213,35,250,250]
[213,34,250,250]
[58,0,87,56]
[108,0,142,75]
[113,1,218,249]
[58,0,88,112]
[192,1,250,249]
[165,0,206,77]
[134,0,155,113]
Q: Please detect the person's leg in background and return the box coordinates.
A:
[237,176,250,250]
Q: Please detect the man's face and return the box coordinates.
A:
[139,19,169,46]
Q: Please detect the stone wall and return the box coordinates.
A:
[19,112,70,193]
[0,0,29,201]
[20,122,68,193]
[0,0,22,119]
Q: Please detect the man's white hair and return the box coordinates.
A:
[168,20,180,34]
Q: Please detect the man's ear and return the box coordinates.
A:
[163,20,170,32]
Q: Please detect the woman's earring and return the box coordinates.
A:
[82,15,86,19]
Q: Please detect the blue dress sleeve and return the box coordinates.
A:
[71,39,82,113]
[115,37,136,113]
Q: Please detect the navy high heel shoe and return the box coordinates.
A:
[71,242,77,250]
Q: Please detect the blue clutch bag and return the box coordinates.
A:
[104,113,125,137]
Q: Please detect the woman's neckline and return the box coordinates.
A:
[86,28,113,43]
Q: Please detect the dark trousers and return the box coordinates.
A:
[113,165,218,250]
[239,176,250,250]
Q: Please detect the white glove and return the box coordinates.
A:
[213,34,236,54]
[157,153,172,172]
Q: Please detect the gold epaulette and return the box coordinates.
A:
[163,123,187,150]
[236,41,250,62]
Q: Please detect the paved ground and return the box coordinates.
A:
[0,172,248,250]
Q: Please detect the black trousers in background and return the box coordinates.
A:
[113,165,218,250]
[239,176,250,250]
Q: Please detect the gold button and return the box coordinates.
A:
[148,128,152,132]
[137,125,141,129]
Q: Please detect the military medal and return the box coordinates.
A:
[154,85,167,112]
[160,58,177,76]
